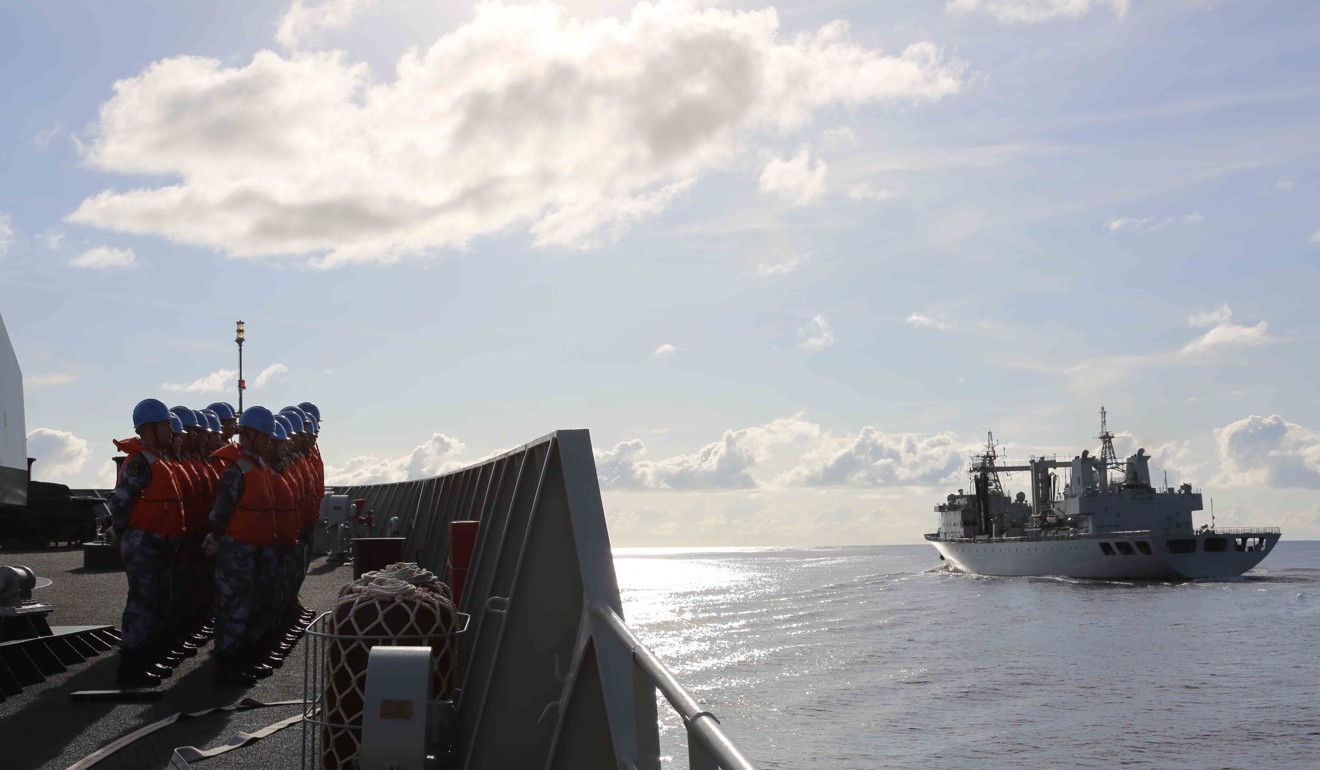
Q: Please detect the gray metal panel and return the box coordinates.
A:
[0,312,27,507]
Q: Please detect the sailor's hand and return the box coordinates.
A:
[105,528,119,547]
[203,533,219,556]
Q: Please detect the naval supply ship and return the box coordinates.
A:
[926,410,1280,580]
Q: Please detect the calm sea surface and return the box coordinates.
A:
[614,542,1320,770]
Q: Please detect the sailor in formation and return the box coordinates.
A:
[107,398,324,687]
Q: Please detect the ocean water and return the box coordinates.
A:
[614,542,1320,770]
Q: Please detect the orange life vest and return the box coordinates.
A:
[211,444,278,547]
[113,437,186,538]
[270,465,299,545]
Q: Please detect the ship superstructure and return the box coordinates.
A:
[926,410,1280,579]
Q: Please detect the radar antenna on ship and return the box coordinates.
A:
[973,430,1006,497]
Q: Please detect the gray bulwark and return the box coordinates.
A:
[0,312,27,507]
[331,429,757,770]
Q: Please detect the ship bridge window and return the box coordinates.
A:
[1115,542,1135,556]
[1204,537,1228,552]
[1136,541,1152,555]
[1099,542,1115,556]
[1167,539,1196,554]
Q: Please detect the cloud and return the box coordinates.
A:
[1311,229,1320,244]
[905,311,951,330]
[39,230,65,250]
[277,0,376,50]
[798,314,835,350]
[326,432,469,484]
[759,147,828,205]
[27,428,91,482]
[162,368,237,393]
[69,3,965,266]
[1187,303,1232,328]
[1104,212,1203,233]
[253,362,289,387]
[0,213,12,257]
[27,122,65,152]
[1215,415,1320,489]
[71,245,138,269]
[653,343,677,358]
[753,251,811,277]
[781,427,969,487]
[947,0,1130,23]
[26,372,78,387]
[1273,178,1296,191]
[596,416,821,490]
[846,182,898,202]
[1181,321,1269,355]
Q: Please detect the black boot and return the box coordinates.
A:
[214,651,259,687]
[116,648,163,688]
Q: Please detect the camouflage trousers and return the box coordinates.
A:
[213,537,258,654]
[245,544,287,647]
[118,529,177,650]
[169,532,214,637]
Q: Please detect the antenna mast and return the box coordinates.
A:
[1098,406,1121,473]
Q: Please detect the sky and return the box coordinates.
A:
[2,0,1319,546]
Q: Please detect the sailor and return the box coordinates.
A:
[207,401,239,443]
[107,399,187,687]
[249,415,298,668]
[206,405,280,686]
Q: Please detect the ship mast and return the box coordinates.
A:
[1098,407,1122,477]
[976,431,1005,497]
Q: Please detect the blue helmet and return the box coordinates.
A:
[133,398,171,428]
[298,402,321,423]
[169,414,184,434]
[191,409,213,432]
[279,409,305,433]
[207,402,237,420]
[272,421,288,441]
[237,405,277,437]
[201,409,222,433]
[274,413,296,436]
[304,414,319,435]
[281,405,309,422]
[169,406,199,429]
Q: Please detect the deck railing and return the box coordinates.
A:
[330,430,758,770]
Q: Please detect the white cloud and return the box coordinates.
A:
[162,368,237,393]
[798,314,835,350]
[821,126,856,146]
[905,311,951,330]
[69,3,965,265]
[947,0,1130,23]
[846,182,898,202]
[653,343,677,358]
[753,251,811,277]
[596,416,821,490]
[781,427,969,487]
[26,373,78,387]
[27,428,91,482]
[277,0,377,50]
[1215,415,1320,489]
[253,362,289,388]
[71,245,138,269]
[1273,178,1296,191]
[1311,229,1320,244]
[759,147,828,205]
[1181,320,1270,355]
[39,230,65,250]
[0,213,12,257]
[28,122,65,152]
[1104,212,1201,233]
[1187,303,1232,328]
[326,432,469,484]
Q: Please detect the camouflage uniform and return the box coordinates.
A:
[107,455,176,650]
[210,463,253,655]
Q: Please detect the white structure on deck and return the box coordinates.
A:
[0,312,27,507]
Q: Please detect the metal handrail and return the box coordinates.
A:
[591,601,758,770]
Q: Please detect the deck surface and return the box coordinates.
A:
[0,545,361,770]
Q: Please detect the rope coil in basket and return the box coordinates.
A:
[320,571,459,770]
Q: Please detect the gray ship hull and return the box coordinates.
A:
[927,531,1280,580]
